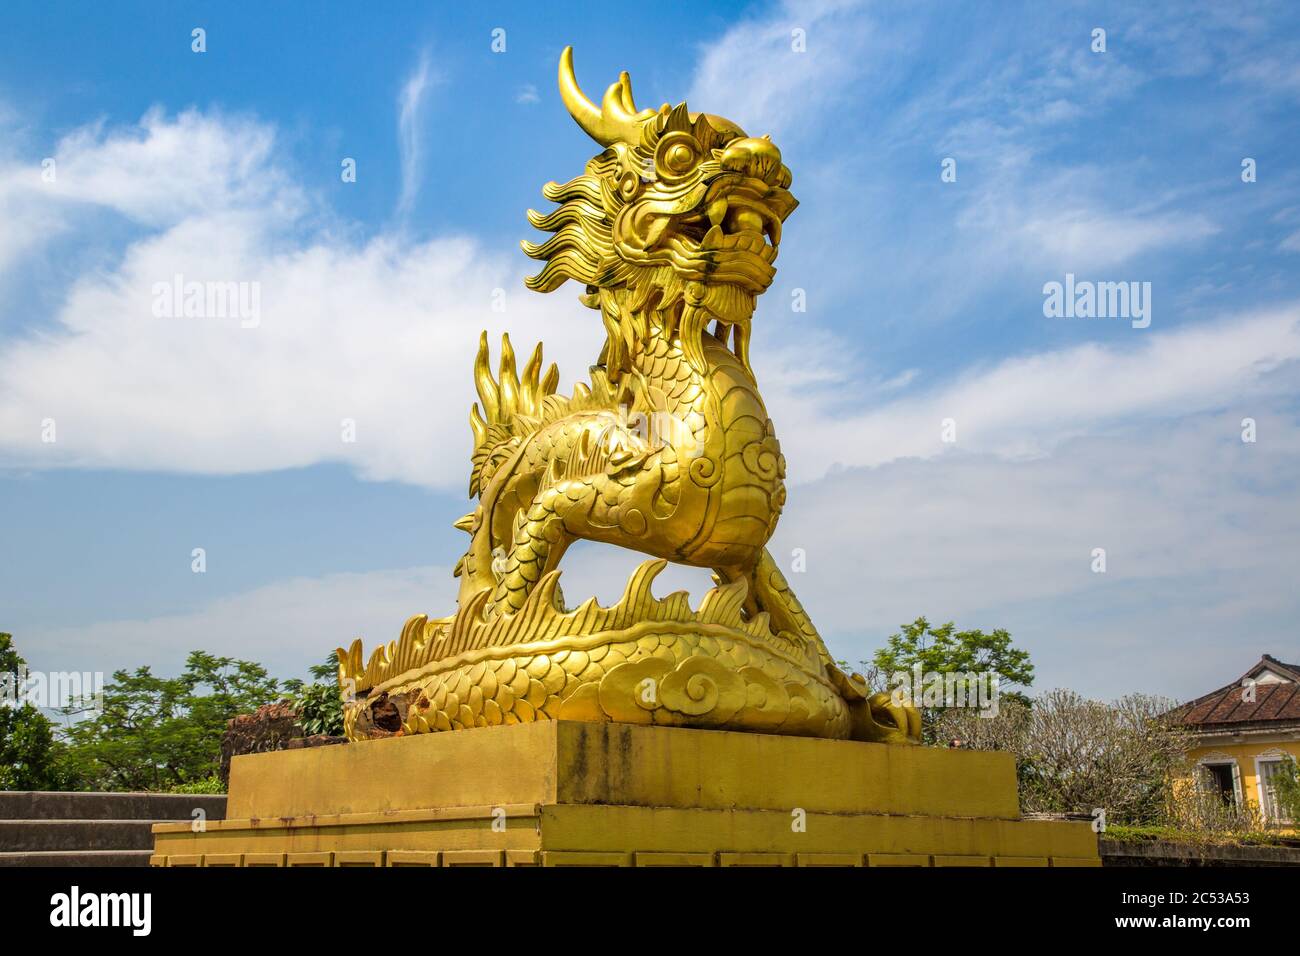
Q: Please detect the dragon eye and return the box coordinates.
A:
[666,143,694,171]
[655,132,701,181]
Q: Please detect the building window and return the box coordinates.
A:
[1257,759,1295,825]
[1199,761,1238,808]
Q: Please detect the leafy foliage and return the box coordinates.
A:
[871,616,1035,696]
[935,689,1196,826]
[2,630,342,792]
[0,633,75,790]
[59,651,283,791]
[1271,756,1300,825]
[857,616,1035,743]
[167,774,226,795]
[283,652,344,737]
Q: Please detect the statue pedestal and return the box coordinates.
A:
[151,721,1099,867]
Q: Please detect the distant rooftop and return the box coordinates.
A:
[1259,654,1300,680]
[1172,654,1300,730]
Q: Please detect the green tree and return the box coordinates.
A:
[0,633,75,790]
[868,617,1035,742]
[283,652,345,737]
[60,651,282,791]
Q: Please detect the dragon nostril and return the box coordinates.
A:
[720,137,783,184]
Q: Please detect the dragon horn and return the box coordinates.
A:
[558,46,650,147]
[616,71,636,113]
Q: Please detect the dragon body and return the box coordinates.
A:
[339,48,919,745]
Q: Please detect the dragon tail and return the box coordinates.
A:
[749,548,920,742]
[749,548,829,658]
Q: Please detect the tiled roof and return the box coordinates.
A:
[1175,680,1300,728]
[1257,654,1300,681]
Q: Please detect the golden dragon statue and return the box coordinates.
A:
[338,48,919,745]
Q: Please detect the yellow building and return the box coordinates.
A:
[1178,654,1300,830]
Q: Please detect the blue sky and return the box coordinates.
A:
[2,0,1299,701]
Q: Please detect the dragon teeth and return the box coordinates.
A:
[699,224,776,261]
[645,217,670,247]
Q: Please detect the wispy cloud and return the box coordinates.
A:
[763,307,1300,481]
[688,0,1286,334]
[687,0,878,139]
[964,189,1220,272]
[395,50,437,221]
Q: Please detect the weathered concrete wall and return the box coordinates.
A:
[0,791,228,867]
[1102,838,1300,866]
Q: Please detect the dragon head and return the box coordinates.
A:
[523,47,797,377]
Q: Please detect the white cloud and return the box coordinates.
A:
[0,108,288,217]
[0,109,595,488]
[1009,208,1218,272]
[761,306,1300,482]
[687,0,879,138]
[770,404,1300,700]
[940,156,1220,276]
[396,51,438,220]
[0,107,296,279]
[1226,53,1300,99]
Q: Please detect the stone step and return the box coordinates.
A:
[0,791,226,821]
[0,849,153,868]
[0,819,164,852]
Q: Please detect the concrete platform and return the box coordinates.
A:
[0,791,227,867]
[151,721,1100,867]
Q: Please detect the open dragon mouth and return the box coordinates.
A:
[675,185,784,265]
[671,178,789,280]
[708,180,787,255]
[608,177,799,374]
[619,174,796,302]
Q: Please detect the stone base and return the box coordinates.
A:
[150,721,1100,867]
